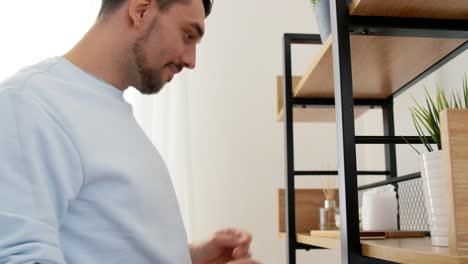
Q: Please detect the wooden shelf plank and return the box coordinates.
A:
[294,35,466,100]
[279,233,468,264]
[349,0,468,19]
[276,76,368,122]
[278,232,341,250]
[277,0,467,122]
[362,237,468,264]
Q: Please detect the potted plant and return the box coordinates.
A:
[310,0,330,44]
[408,76,467,247]
[410,78,468,153]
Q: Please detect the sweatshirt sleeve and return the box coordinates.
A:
[0,90,83,263]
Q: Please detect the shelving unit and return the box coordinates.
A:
[278,233,468,264]
[280,0,468,263]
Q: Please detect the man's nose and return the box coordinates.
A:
[181,45,196,69]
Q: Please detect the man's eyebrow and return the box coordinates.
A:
[191,22,204,38]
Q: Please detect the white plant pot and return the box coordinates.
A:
[419,150,448,247]
[314,0,331,44]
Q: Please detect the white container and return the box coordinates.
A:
[362,184,398,231]
[420,150,448,247]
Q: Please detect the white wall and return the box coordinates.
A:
[0,1,100,80]
[185,0,468,263]
[186,0,343,262]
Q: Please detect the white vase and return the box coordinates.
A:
[419,150,448,247]
[314,0,330,44]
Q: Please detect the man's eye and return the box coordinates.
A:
[184,32,194,42]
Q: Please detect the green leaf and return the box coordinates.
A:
[401,136,420,155]
[310,0,320,7]
[453,93,460,108]
[408,74,468,153]
[411,109,433,152]
[412,113,433,152]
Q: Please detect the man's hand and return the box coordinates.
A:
[189,228,260,264]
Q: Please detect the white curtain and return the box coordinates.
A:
[124,72,194,239]
[0,1,100,80]
[1,1,193,239]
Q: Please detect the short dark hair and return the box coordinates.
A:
[98,0,213,18]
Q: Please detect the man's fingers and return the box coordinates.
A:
[238,231,252,244]
[227,259,261,264]
[212,229,252,248]
[232,247,250,259]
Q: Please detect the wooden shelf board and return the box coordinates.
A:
[292,0,468,102]
[349,0,468,19]
[362,237,468,264]
[279,233,468,264]
[276,76,368,122]
[278,232,341,250]
[294,35,466,100]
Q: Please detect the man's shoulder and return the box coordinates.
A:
[0,57,72,127]
[0,57,63,95]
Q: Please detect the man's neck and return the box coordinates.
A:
[63,20,134,91]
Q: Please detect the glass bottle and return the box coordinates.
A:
[320,199,339,230]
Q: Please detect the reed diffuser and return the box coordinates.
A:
[319,175,339,230]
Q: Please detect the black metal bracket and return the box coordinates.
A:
[295,170,390,176]
[284,33,322,45]
[358,172,421,191]
[283,32,324,264]
[296,242,326,250]
[355,136,436,144]
[293,98,390,108]
[349,16,468,39]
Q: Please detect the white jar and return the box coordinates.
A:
[362,184,398,231]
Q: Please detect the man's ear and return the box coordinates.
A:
[128,0,156,28]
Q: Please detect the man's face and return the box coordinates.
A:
[132,0,205,94]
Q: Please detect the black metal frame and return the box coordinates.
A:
[282,1,468,263]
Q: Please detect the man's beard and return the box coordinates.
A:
[132,17,165,95]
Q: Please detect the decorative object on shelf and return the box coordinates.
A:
[310,0,330,44]
[335,210,340,229]
[362,185,398,231]
[409,76,468,153]
[420,150,448,246]
[319,175,339,230]
[409,76,468,247]
[441,109,468,255]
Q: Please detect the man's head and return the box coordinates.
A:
[98,0,212,19]
[98,0,212,94]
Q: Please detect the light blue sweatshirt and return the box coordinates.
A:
[0,57,191,263]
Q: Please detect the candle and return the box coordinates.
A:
[362,185,398,231]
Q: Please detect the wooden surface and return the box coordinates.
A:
[310,230,425,239]
[294,35,466,101]
[279,233,468,263]
[276,0,468,121]
[349,0,468,19]
[441,109,468,256]
[276,76,368,122]
[310,230,385,240]
[277,76,301,118]
[292,0,467,102]
[279,232,341,250]
[278,189,338,233]
[362,237,468,264]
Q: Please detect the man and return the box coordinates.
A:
[0,0,259,263]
